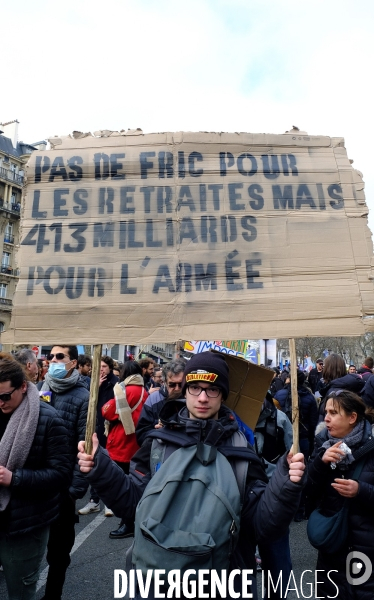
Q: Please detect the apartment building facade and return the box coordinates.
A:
[0,120,46,333]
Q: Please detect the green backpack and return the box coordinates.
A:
[130,433,248,576]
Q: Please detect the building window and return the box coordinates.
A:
[2,252,10,268]
[10,192,17,205]
[0,322,4,332]
[4,222,14,243]
[0,284,8,298]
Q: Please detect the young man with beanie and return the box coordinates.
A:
[78,352,305,600]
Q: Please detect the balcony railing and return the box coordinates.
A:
[3,235,14,244]
[0,200,21,216]
[0,266,19,277]
[1,266,12,275]
[0,167,24,185]
[0,297,12,307]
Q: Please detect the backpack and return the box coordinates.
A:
[255,401,286,464]
[128,430,249,578]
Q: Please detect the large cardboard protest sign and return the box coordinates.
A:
[3,130,374,344]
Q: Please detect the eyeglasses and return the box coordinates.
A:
[168,381,182,389]
[0,387,17,402]
[187,384,221,398]
[47,353,69,361]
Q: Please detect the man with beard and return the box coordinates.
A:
[136,358,186,445]
[138,358,155,392]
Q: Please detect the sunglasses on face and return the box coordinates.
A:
[0,387,18,402]
[47,353,69,361]
[168,382,182,389]
[328,389,348,399]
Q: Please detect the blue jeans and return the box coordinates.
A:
[44,495,77,600]
[0,525,49,600]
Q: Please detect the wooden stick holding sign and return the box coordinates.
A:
[85,344,102,455]
[289,338,299,455]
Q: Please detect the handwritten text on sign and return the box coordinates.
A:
[24,148,343,300]
[6,130,372,344]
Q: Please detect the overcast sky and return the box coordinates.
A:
[3,0,374,235]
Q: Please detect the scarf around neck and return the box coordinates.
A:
[104,374,145,436]
[42,368,80,393]
[0,382,40,511]
[321,418,366,468]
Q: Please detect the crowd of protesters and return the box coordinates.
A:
[1,347,374,599]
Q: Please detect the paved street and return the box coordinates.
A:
[1,492,318,600]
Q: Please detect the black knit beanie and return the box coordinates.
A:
[182,352,230,400]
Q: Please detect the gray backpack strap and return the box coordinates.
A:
[150,439,167,476]
[230,430,249,505]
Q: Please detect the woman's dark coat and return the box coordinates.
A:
[306,421,374,599]
[3,402,71,536]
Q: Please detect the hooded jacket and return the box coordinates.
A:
[85,401,305,599]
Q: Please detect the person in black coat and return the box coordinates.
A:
[362,375,374,408]
[78,352,306,600]
[307,358,324,393]
[269,368,284,396]
[357,357,374,382]
[306,390,374,600]
[96,356,119,448]
[296,371,318,458]
[39,344,90,600]
[79,355,119,517]
[274,372,318,458]
[0,353,70,600]
[274,371,317,522]
[317,353,365,422]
